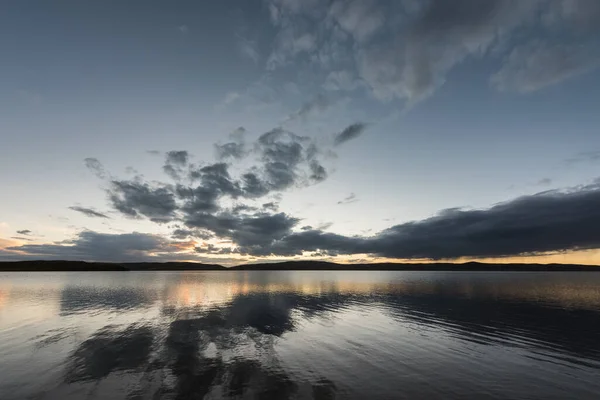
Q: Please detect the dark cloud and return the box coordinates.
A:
[7,231,182,262]
[241,172,270,198]
[184,211,300,253]
[171,228,213,240]
[109,180,178,223]
[337,193,357,205]
[262,202,278,211]
[215,142,247,160]
[163,151,189,180]
[232,204,260,214]
[333,123,367,146]
[195,243,235,255]
[146,150,161,155]
[69,206,110,219]
[309,161,327,182]
[254,128,321,191]
[215,128,248,160]
[95,124,334,231]
[193,163,242,197]
[18,174,600,261]
[265,182,600,259]
[16,229,32,236]
[84,158,106,179]
[177,163,244,220]
[166,151,189,166]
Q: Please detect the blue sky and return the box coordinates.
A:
[1,0,600,265]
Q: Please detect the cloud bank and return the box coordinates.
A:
[7,154,600,262]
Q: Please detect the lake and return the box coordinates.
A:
[1,271,599,399]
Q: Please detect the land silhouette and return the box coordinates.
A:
[0,260,597,271]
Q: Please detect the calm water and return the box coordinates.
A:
[1,271,600,399]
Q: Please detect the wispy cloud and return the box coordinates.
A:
[566,150,600,165]
[236,34,260,64]
[69,206,110,219]
[334,123,367,146]
[337,193,358,205]
[84,158,107,179]
[177,25,189,35]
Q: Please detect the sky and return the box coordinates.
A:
[1,0,600,266]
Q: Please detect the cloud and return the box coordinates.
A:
[171,228,213,240]
[237,35,260,64]
[262,202,279,211]
[163,151,189,180]
[285,94,332,123]
[84,158,106,179]
[267,31,318,70]
[265,181,600,259]
[254,128,314,191]
[491,40,600,93]
[337,193,357,205]
[185,211,299,247]
[309,160,327,182]
[69,206,110,219]
[16,229,32,236]
[74,114,600,262]
[109,180,178,223]
[76,123,338,256]
[333,122,367,146]
[215,128,248,160]
[12,178,600,262]
[11,237,33,241]
[542,0,600,32]
[329,0,386,42]
[7,231,184,262]
[358,0,540,102]
[262,0,600,103]
[324,70,361,92]
[165,151,189,166]
[566,150,600,165]
[215,142,247,160]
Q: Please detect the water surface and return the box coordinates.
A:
[1,271,600,399]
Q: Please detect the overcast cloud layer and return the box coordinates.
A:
[262,0,600,103]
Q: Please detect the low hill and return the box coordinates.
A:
[0,260,224,271]
[230,260,596,271]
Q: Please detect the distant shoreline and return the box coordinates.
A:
[0,260,598,272]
